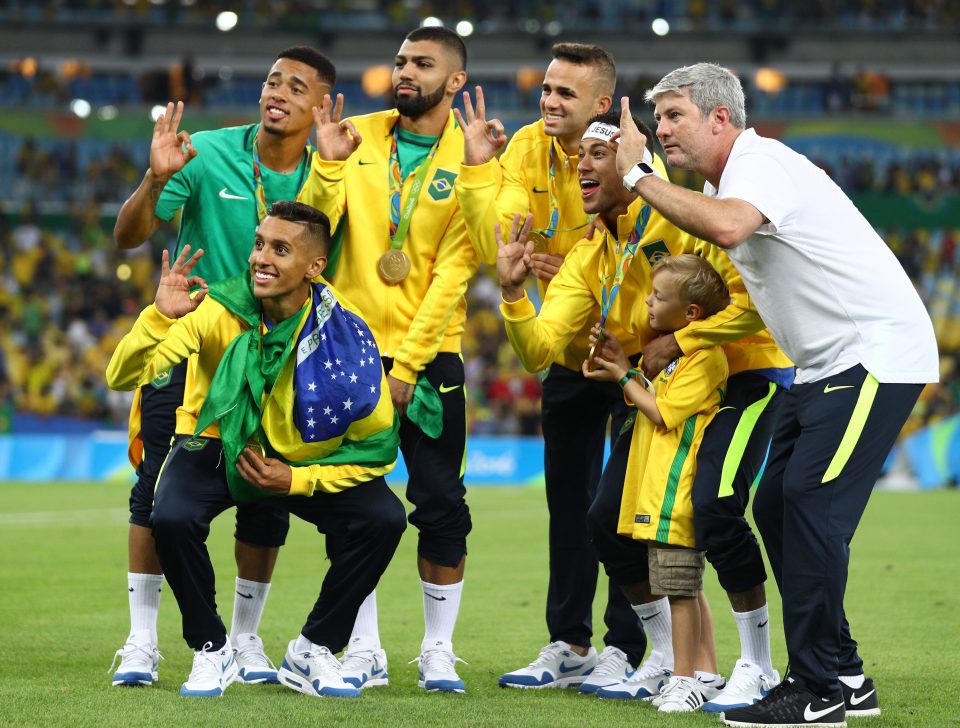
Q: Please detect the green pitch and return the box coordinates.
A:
[0,483,957,727]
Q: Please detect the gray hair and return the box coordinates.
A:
[644,63,746,129]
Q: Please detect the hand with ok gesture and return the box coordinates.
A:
[312,93,362,162]
[150,101,197,183]
[154,245,208,319]
[454,86,507,166]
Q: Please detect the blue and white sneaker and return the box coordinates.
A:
[415,639,467,693]
[341,636,389,689]
[579,646,633,694]
[703,660,779,713]
[233,633,279,684]
[498,641,597,689]
[596,657,671,700]
[179,639,239,697]
[109,630,161,687]
[278,640,360,698]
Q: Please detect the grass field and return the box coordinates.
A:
[0,483,957,727]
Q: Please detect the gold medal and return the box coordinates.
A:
[377,249,411,284]
[528,230,549,253]
[245,437,266,460]
[586,342,599,372]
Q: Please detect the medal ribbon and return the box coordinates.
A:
[599,204,651,327]
[388,129,441,251]
[530,141,592,240]
[252,125,313,224]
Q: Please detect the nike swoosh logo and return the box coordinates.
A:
[641,612,660,621]
[850,688,876,706]
[236,591,253,599]
[757,620,768,628]
[532,187,548,194]
[438,383,461,393]
[219,188,248,200]
[557,662,582,673]
[371,667,385,677]
[425,593,447,601]
[292,660,311,677]
[717,406,737,413]
[804,702,843,721]
[128,587,135,592]
[823,384,855,393]
[358,160,376,166]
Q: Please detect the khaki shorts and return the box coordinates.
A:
[648,544,705,598]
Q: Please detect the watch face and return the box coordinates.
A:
[638,163,654,174]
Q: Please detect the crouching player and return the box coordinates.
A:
[105,201,406,698]
[585,254,730,713]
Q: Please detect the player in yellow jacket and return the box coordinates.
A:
[495,110,792,702]
[454,43,662,692]
[297,26,476,692]
[106,201,406,700]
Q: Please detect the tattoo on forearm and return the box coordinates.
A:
[149,180,165,203]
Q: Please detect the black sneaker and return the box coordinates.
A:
[840,676,880,718]
[721,675,846,727]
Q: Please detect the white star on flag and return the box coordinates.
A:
[307,406,314,413]
[368,356,374,364]
[349,373,358,383]
[330,415,339,424]
[370,385,376,393]
[307,418,316,427]
[308,381,317,391]
[323,406,332,415]
[324,360,333,370]
[343,398,353,411]
[335,358,341,366]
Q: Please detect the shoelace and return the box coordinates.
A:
[107,639,163,674]
[629,658,667,684]
[525,641,569,669]
[188,641,226,683]
[297,646,343,679]
[341,648,378,671]
[409,649,468,674]
[725,664,772,692]
[659,677,701,707]
[591,647,628,676]
[236,635,276,669]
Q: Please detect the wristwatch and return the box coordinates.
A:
[623,162,657,191]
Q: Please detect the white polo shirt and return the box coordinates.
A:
[704,128,938,385]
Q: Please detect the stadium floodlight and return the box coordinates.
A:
[544,21,562,36]
[70,99,91,119]
[652,18,670,36]
[216,11,238,32]
[456,20,474,37]
[422,16,443,27]
[116,263,133,282]
[150,105,166,122]
[98,105,119,121]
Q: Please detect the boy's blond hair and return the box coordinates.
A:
[652,254,730,318]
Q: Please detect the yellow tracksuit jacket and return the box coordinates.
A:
[456,119,669,371]
[106,295,396,496]
[500,196,791,374]
[299,109,477,385]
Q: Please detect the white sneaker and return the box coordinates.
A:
[595,657,671,700]
[179,638,239,697]
[703,659,779,713]
[415,639,467,693]
[278,640,360,698]
[109,630,161,687]
[658,675,706,713]
[233,633,279,684]
[579,646,632,695]
[498,641,597,689]
[341,636,389,689]
[652,671,725,707]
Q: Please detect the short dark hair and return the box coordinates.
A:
[404,26,467,71]
[552,43,616,95]
[266,201,331,254]
[276,46,337,87]
[585,111,655,155]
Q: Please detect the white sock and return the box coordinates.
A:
[696,670,724,686]
[293,633,322,654]
[839,674,865,689]
[733,605,775,675]
[633,597,674,671]
[347,590,381,648]
[127,573,163,644]
[421,580,463,649]
[230,577,270,639]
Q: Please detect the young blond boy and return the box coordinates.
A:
[584,253,730,713]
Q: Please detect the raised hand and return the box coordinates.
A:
[312,93,362,162]
[453,86,507,166]
[495,213,535,296]
[615,97,651,178]
[154,245,208,319]
[150,101,197,183]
